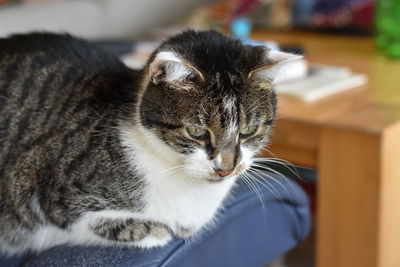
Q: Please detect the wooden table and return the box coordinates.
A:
[253,31,400,267]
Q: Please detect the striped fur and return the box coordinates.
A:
[0,33,145,254]
[0,30,288,255]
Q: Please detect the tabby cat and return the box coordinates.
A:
[0,30,300,255]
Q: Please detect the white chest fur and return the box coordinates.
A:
[143,169,236,232]
[120,124,237,232]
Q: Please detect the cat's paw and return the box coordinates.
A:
[92,218,172,245]
[134,223,173,248]
[175,226,195,239]
[116,221,148,241]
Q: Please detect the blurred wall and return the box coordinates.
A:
[0,0,208,39]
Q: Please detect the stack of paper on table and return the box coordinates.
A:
[274,64,368,102]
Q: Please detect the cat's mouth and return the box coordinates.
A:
[207,178,225,183]
[206,172,237,183]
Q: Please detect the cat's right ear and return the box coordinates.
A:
[148,51,204,85]
[247,47,303,83]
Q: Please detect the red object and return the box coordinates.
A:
[233,0,261,17]
[312,0,374,29]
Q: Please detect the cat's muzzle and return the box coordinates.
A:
[207,168,235,183]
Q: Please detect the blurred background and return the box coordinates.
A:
[0,0,376,39]
[1,1,399,267]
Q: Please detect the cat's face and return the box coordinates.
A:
[138,31,300,182]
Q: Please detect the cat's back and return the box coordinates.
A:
[0,32,126,100]
[0,32,117,65]
[0,32,136,174]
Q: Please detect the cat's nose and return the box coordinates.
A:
[214,168,234,177]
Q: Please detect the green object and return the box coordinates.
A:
[375,0,400,59]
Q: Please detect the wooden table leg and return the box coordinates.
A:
[317,123,400,267]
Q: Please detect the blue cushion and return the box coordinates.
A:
[0,174,310,267]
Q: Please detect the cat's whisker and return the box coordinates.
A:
[250,164,302,200]
[251,163,289,180]
[246,102,265,115]
[255,148,303,172]
[249,167,290,198]
[246,94,268,109]
[246,168,281,199]
[156,164,188,176]
[253,159,301,179]
[254,155,297,169]
[253,155,302,180]
[252,161,303,181]
[240,173,266,216]
[245,95,269,115]
[200,102,209,116]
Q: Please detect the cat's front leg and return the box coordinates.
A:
[90,218,173,247]
[175,226,196,239]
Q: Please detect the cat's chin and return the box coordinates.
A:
[185,172,237,183]
[205,169,248,183]
[206,176,232,183]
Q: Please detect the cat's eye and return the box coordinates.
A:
[239,125,258,138]
[187,126,208,139]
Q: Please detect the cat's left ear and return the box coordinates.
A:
[148,51,204,85]
[248,49,303,82]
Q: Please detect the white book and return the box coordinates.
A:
[274,64,368,102]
